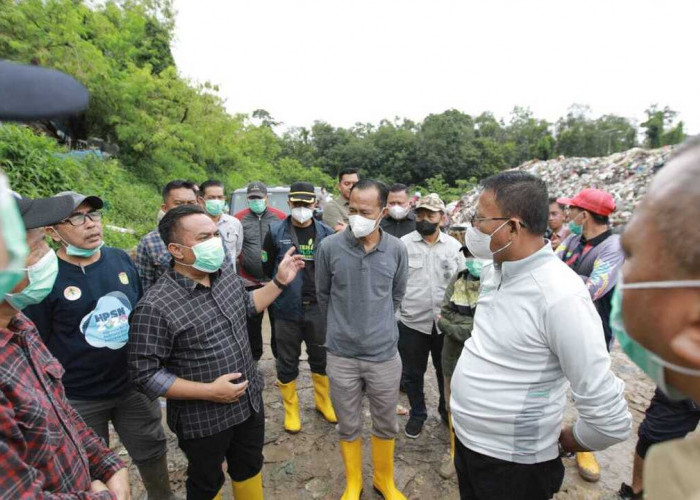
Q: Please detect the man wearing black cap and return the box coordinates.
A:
[234,181,286,360]
[1,193,130,498]
[261,182,337,433]
[24,190,175,499]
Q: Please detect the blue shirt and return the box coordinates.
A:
[25,247,141,400]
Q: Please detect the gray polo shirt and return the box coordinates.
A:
[316,228,408,362]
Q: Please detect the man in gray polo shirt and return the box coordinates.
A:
[316,179,408,500]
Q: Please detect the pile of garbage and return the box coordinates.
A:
[452,146,676,227]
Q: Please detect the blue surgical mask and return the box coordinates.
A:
[611,277,700,400]
[52,227,104,258]
[5,250,59,310]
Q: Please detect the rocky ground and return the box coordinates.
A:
[116,314,657,500]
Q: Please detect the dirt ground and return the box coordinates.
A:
[117,313,657,500]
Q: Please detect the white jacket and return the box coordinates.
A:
[450,244,631,464]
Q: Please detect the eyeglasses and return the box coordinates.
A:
[61,211,103,226]
[469,215,510,226]
[470,215,528,229]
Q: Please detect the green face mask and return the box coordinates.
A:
[611,277,700,400]
[0,173,29,299]
[568,212,583,236]
[5,250,58,310]
[248,199,266,214]
[205,199,226,216]
[464,258,484,278]
[178,236,225,273]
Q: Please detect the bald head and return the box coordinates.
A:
[645,136,700,276]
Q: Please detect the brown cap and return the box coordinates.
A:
[415,193,446,212]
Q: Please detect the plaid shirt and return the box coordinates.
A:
[134,229,170,293]
[129,265,263,439]
[0,313,124,499]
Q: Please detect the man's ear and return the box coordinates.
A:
[167,242,184,261]
[46,226,61,243]
[669,321,700,368]
[161,203,168,213]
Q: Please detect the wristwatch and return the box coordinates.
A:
[273,276,287,290]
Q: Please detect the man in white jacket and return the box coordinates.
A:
[450,171,631,500]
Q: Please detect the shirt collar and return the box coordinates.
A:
[344,226,387,253]
[0,312,33,348]
[499,242,553,279]
[581,229,612,247]
[167,264,221,291]
[408,229,446,244]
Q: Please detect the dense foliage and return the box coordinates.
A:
[0,0,688,249]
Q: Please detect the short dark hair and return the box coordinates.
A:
[200,179,225,197]
[350,179,388,208]
[389,183,409,195]
[588,211,609,225]
[159,204,206,246]
[548,197,565,210]
[338,168,359,182]
[481,171,549,235]
[162,179,197,202]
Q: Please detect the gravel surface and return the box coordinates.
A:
[115,314,655,500]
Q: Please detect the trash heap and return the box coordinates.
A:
[452,146,676,227]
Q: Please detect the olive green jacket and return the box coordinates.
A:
[438,269,480,377]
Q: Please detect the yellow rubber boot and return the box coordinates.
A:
[340,439,363,500]
[277,379,301,433]
[576,452,601,482]
[371,436,407,500]
[232,471,263,499]
[311,373,337,423]
[439,413,456,479]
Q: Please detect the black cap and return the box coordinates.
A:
[16,195,75,229]
[54,190,104,210]
[246,181,267,197]
[0,60,89,121]
[289,182,315,203]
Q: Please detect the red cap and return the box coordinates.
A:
[557,188,616,216]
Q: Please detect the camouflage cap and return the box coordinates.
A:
[415,193,445,212]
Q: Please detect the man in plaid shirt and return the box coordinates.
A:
[0,192,128,499]
[129,205,304,500]
[135,180,198,292]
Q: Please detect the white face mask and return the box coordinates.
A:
[465,220,512,260]
[349,214,379,239]
[389,205,409,220]
[291,207,314,224]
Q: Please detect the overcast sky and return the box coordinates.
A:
[171,0,698,134]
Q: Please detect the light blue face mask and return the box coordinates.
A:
[0,173,29,298]
[178,236,225,273]
[464,258,484,278]
[248,199,266,214]
[5,250,58,310]
[611,276,700,400]
[205,199,226,216]
[52,227,104,257]
[568,212,584,236]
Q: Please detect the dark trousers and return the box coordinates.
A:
[636,387,700,458]
[398,321,446,422]
[177,409,265,500]
[455,438,564,500]
[246,286,277,360]
[275,302,327,384]
[69,389,166,465]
